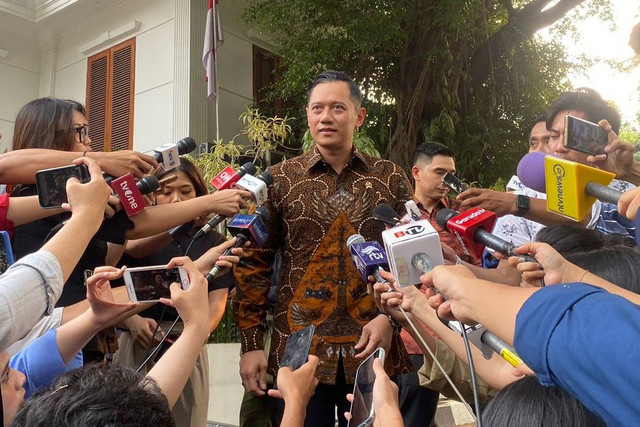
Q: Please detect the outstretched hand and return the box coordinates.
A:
[86,266,140,327]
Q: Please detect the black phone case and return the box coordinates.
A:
[35,164,89,208]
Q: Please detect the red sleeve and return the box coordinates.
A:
[0,194,15,237]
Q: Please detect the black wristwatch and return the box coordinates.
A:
[515,195,530,217]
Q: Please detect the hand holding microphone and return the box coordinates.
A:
[195,169,274,240]
[205,206,270,289]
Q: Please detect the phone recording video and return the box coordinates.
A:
[347,347,386,427]
[124,265,189,303]
[443,172,468,195]
[564,115,609,156]
[35,164,90,208]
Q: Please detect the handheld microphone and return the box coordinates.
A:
[435,207,538,264]
[517,152,618,221]
[205,206,270,288]
[381,219,444,287]
[347,234,389,283]
[234,170,274,206]
[110,173,160,216]
[373,203,402,226]
[194,170,274,240]
[211,162,256,191]
[153,137,197,171]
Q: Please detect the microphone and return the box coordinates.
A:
[153,137,197,171]
[193,170,274,240]
[347,234,389,283]
[205,207,270,288]
[517,152,618,221]
[373,203,402,226]
[234,170,274,206]
[381,219,444,287]
[110,173,160,216]
[435,208,537,263]
[211,162,256,191]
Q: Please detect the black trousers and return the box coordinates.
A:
[395,354,440,427]
[274,356,352,427]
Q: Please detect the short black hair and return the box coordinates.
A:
[13,365,175,427]
[545,88,621,133]
[412,142,455,166]
[482,376,605,426]
[307,70,363,108]
[528,112,547,140]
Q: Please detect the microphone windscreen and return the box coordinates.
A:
[435,208,457,229]
[372,203,400,225]
[258,170,274,186]
[517,151,547,193]
[346,234,366,248]
[241,162,257,176]
[255,206,270,222]
[137,175,160,194]
[177,137,196,154]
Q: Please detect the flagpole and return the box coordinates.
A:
[213,0,220,142]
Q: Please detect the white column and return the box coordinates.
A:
[173,0,191,141]
[37,29,59,97]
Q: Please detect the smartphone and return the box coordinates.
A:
[0,231,14,274]
[35,164,90,208]
[564,115,608,156]
[443,172,468,195]
[124,265,189,303]
[280,324,315,371]
[347,348,386,427]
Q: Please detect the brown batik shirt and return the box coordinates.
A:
[233,147,414,384]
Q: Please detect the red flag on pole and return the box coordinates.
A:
[203,0,223,101]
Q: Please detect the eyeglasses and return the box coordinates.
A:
[74,126,89,143]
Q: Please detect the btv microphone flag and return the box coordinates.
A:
[381,220,443,288]
[544,156,615,221]
[226,212,269,248]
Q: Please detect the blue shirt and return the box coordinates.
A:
[515,284,640,426]
[10,329,82,398]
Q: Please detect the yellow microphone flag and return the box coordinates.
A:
[545,156,615,221]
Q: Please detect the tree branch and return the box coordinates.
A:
[467,0,586,89]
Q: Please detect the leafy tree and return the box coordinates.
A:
[242,0,614,185]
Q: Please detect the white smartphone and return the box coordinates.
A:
[124,265,189,303]
[347,348,386,427]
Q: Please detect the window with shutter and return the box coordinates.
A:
[86,38,136,152]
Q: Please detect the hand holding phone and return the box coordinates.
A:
[564,115,609,156]
[347,348,386,427]
[280,324,316,371]
[443,173,468,195]
[36,164,90,208]
[124,265,189,303]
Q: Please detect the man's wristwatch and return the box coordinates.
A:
[515,194,530,217]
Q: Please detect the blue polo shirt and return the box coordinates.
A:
[10,329,82,398]
[515,283,640,426]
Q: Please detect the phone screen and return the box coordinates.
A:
[348,348,385,427]
[36,164,89,208]
[443,173,468,195]
[0,231,14,275]
[564,115,608,156]
[128,267,185,301]
[280,324,315,371]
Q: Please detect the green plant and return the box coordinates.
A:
[189,107,293,183]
